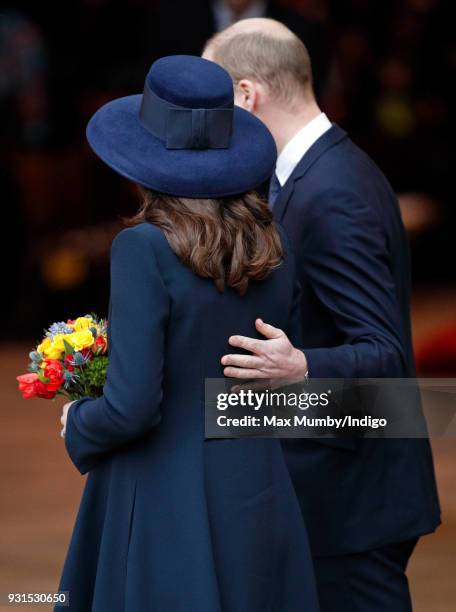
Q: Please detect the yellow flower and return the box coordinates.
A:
[73,316,95,332]
[67,329,94,352]
[37,335,64,359]
[37,337,51,355]
[48,334,66,359]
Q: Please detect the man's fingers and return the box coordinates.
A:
[223,366,268,379]
[228,321,285,352]
[228,335,262,354]
[221,354,264,368]
[255,318,284,340]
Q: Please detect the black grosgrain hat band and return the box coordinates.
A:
[139,81,233,150]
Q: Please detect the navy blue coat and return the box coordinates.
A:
[57,222,320,612]
[275,124,441,557]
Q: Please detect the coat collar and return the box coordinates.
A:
[272,123,348,222]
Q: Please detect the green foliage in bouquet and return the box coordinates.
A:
[79,356,109,394]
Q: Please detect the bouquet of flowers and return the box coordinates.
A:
[17,315,108,401]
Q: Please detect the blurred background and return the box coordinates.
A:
[0,1,455,610]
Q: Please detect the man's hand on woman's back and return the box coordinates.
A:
[222,318,308,383]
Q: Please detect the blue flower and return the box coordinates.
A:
[71,351,91,367]
[63,370,79,388]
[46,322,74,339]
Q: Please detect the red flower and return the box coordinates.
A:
[17,373,39,399]
[93,335,107,354]
[81,347,93,361]
[17,371,59,399]
[34,380,57,399]
[67,319,76,324]
[43,359,64,391]
[64,354,74,372]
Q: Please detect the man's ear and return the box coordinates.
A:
[234,79,258,113]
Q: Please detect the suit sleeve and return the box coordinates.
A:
[301,189,407,378]
[64,227,170,474]
[281,235,304,350]
[287,277,304,348]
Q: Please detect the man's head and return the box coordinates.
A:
[203,18,319,150]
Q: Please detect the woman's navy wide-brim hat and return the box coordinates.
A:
[86,55,277,198]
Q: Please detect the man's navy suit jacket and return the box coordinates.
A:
[276,124,441,557]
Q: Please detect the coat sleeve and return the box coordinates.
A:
[64,227,170,474]
[301,189,407,378]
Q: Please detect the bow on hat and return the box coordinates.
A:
[139,81,233,150]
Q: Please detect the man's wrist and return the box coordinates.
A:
[289,348,309,383]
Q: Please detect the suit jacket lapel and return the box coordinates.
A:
[273,124,348,222]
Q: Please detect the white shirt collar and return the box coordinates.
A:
[275,113,332,186]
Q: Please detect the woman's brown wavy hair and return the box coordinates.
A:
[125,186,283,295]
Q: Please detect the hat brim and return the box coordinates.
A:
[86,95,276,198]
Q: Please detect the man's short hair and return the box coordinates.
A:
[206,26,314,104]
